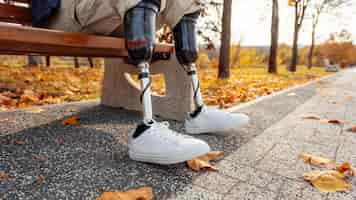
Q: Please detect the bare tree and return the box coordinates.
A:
[268,0,279,73]
[218,0,232,79]
[289,0,311,72]
[307,0,351,69]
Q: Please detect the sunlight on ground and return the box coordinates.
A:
[0,64,332,110]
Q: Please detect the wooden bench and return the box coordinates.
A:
[0,0,194,121]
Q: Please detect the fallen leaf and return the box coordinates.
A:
[32,154,48,162]
[37,175,46,185]
[27,107,44,114]
[303,170,351,193]
[336,162,355,176]
[326,119,343,125]
[0,172,9,182]
[299,153,336,168]
[14,140,26,145]
[187,151,224,172]
[303,115,322,120]
[96,187,153,200]
[346,125,356,132]
[62,115,80,126]
[287,92,297,96]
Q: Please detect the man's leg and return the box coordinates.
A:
[173,12,250,135]
[124,0,210,165]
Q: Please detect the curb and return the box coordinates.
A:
[226,70,343,113]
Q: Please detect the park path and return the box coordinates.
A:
[1,68,355,199]
[170,68,356,200]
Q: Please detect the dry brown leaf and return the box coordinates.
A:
[187,151,224,172]
[346,125,356,133]
[14,140,26,145]
[326,119,343,125]
[0,172,9,182]
[37,175,46,185]
[32,154,48,162]
[303,115,322,120]
[303,170,351,193]
[96,187,153,200]
[62,115,80,126]
[336,162,355,176]
[299,153,336,168]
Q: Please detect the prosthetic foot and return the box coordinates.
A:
[173,12,250,135]
[124,1,210,164]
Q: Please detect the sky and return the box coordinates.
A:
[231,0,356,46]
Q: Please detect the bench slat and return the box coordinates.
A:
[0,23,174,57]
[0,3,31,24]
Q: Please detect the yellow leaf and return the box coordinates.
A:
[187,151,224,172]
[299,153,335,168]
[302,115,322,120]
[27,107,44,114]
[304,170,351,193]
[96,187,153,200]
[287,92,297,97]
[62,115,80,126]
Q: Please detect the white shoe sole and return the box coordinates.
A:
[185,127,237,136]
[129,150,209,165]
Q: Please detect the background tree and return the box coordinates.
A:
[307,0,351,69]
[269,0,279,73]
[289,0,311,72]
[218,0,232,79]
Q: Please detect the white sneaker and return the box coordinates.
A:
[128,121,211,165]
[184,106,250,135]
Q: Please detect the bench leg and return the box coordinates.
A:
[101,54,194,121]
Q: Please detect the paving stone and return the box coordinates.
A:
[277,180,328,200]
[224,182,278,200]
[166,185,224,200]
[192,172,238,194]
[216,160,285,192]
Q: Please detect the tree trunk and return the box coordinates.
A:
[308,25,316,69]
[74,57,80,68]
[290,6,299,72]
[46,56,50,67]
[268,0,279,74]
[218,0,232,79]
[88,57,94,68]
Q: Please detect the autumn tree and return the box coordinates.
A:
[307,0,351,69]
[289,0,311,72]
[269,0,280,73]
[218,0,232,79]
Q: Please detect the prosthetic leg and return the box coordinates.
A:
[124,0,159,125]
[174,12,251,135]
[173,12,204,117]
[126,0,211,164]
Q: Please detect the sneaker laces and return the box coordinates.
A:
[153,121,191,142]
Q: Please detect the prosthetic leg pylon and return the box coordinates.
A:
[125,1,211,164]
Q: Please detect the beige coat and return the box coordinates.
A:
[47,0,201,36]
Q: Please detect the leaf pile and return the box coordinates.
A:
[0,64,331,110]
[0,66,103,110]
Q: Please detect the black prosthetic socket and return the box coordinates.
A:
[124,0,160,66]
[173,12,200,66]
